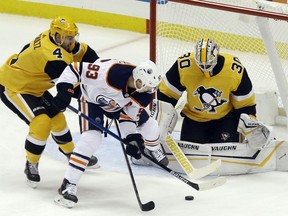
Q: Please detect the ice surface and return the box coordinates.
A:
[0,13,288,216]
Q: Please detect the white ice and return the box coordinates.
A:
[0,13,288,216]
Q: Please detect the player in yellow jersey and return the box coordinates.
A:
[0,16,99,188]
[157,38,256,143]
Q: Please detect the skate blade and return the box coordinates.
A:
[54,194,76,208]
[130,157,152,166]
[86,163,101,169]
[25,179,38,189]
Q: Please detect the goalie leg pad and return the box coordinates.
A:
[150,99,178,140]
[276,140,288,171]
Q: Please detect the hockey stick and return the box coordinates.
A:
[113,119,155,211]
[155,92,222,179]
[67,105,226,191]
[165,134,221,179]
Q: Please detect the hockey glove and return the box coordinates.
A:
[41,91,60,118]
[124,133,145,159]
[52,83,74,112]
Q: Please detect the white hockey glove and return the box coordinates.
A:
[150,99,178,140]
[237,113,275,149]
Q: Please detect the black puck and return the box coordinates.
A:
[185,196,194,201]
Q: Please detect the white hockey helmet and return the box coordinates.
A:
[195,38,219,78]
[132,60,162,93]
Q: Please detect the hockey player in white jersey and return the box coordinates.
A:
[52,58,167,208]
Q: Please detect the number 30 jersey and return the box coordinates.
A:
[57,58,153,122]
[158,52,256,122]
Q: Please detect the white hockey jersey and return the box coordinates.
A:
[57,58,153,123]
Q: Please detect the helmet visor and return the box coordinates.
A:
[135,79,159,93]
[140,86,158,93]
[61,33,79,52]
[197,62,214,72]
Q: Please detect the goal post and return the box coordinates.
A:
[149,0,288,126]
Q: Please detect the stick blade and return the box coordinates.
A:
[197,176,227,191]
[141,201,155,211]
[189,159,222,180]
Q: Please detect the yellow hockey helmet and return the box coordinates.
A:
[50,16,79,47]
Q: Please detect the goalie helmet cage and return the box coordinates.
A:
[149,0,288,125]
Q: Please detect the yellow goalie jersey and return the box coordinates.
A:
[0,30,93,97]
[159,52,256,122]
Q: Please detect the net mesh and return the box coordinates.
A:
[154,0,288,109]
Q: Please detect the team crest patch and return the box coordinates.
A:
[193,85,227,112]
[221,132,230,141]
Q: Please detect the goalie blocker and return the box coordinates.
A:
[151,100,288,175]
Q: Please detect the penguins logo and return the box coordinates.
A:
[193,86,227,113]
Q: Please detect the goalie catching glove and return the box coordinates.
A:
[124,133,145,159]
[237,113,275,149]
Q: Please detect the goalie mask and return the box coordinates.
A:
[50,16,79,52]
[195,38,219,78]
[132,60,162,93]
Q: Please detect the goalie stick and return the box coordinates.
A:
[156,92,223,179]
[68,105,226,191]
[165,134,222,179]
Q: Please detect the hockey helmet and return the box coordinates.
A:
[132,60,162,93]
[50,16,79,51]
[195,38,219,77]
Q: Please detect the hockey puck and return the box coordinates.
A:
[185,196,194,201]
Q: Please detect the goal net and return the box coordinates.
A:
[150,0,288,126]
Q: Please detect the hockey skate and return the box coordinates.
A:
[54,178,78,208]
[131,147,169,167]
[59,148,100,169]
[150,148,169,166]
[24,160,40,189]
[87,155,100,169]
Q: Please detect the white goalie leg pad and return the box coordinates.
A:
[207,142,277,175]
[168,141,279,175]
[275,140,288,171]
[237,113,275,150]
[150,99,178,140]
